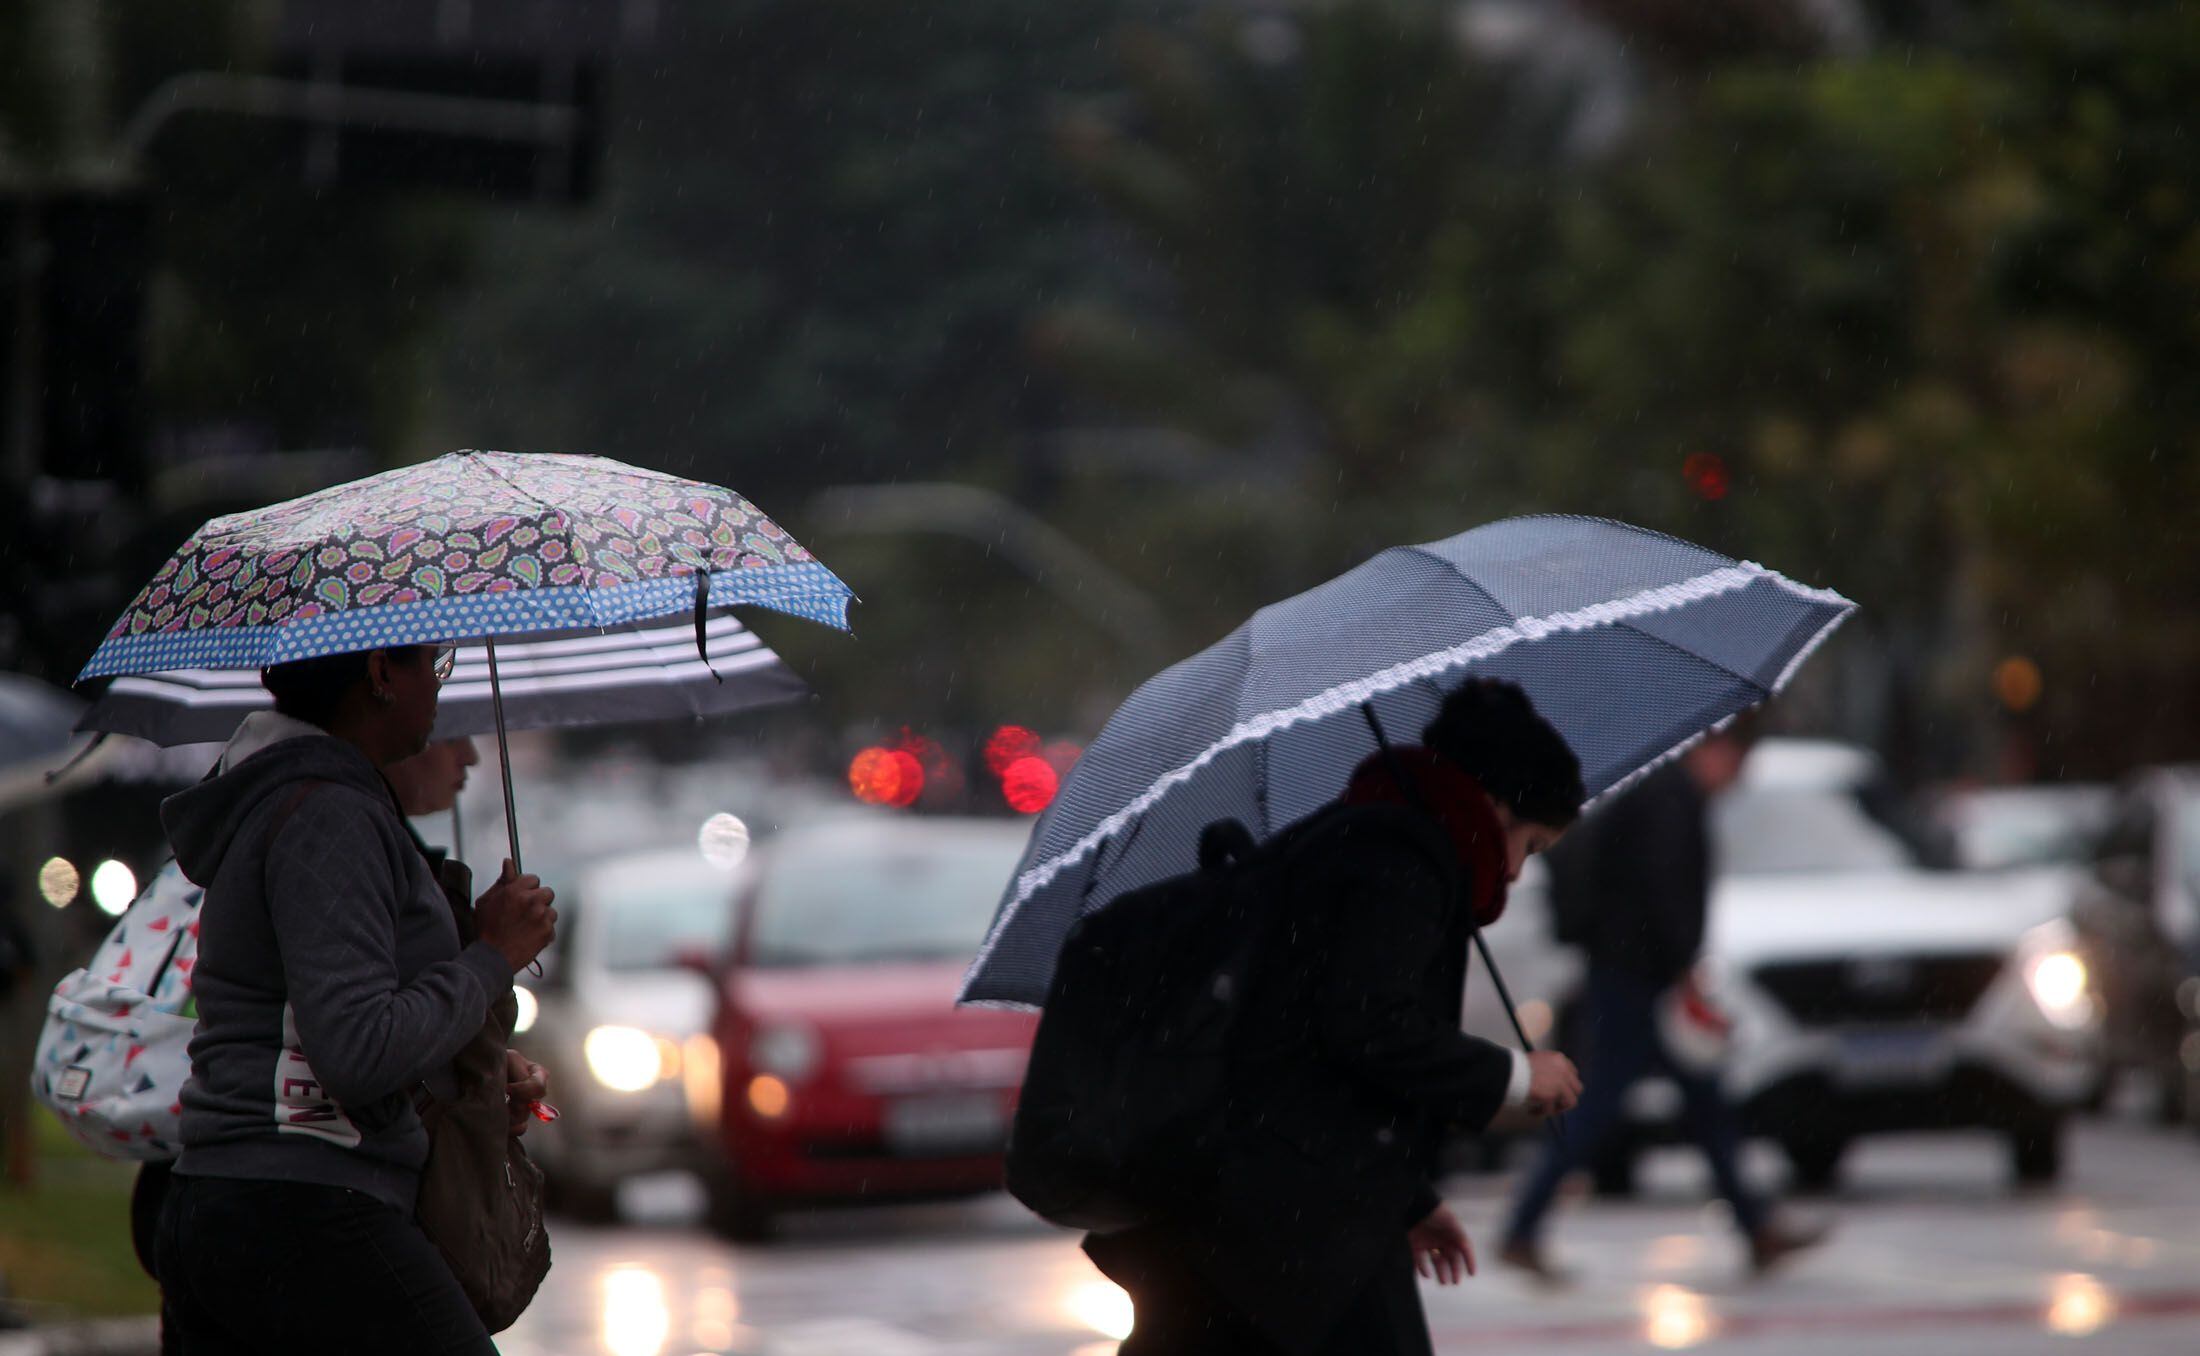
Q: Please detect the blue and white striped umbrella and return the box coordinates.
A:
[959,515,1856,1008]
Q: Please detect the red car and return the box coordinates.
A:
[688,814,1040,1239]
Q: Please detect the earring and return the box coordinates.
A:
[373,688,396,706]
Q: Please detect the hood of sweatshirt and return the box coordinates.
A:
[215,709,325,775]
[162,724,396,888]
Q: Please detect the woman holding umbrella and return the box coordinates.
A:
[73,450,855,1353]
[154,643,554,1354]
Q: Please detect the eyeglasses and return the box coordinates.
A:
[431,643,458,682]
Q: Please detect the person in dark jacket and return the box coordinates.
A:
[1086,679,1587,1356]
[1499,724,1826,1281]
[154,644,556,1355]
[127,733,510,1355]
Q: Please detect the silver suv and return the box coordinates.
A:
[1572,741,2104,1193]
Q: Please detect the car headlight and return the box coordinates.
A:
[584,1024,666,1092]
[511,986,539,1036]
[682,1034,723,1132]
[748,1022,821,1082]
[2024,950,2093,1030]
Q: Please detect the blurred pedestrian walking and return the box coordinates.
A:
[153,646,555,1355]
[1499,723,1826,1282]
[1085,680,1586,1356]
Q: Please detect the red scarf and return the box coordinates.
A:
[1341,746,1512,926]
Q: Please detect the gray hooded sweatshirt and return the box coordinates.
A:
[162,719,511,1209]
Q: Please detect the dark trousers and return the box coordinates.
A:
[1113,1252,1432,1356]
[130,1162,181,1356]
[156,1173,496,1356]
[1504,967,1766,1245]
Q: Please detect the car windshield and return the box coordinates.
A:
[748,829,1023,968]
[590,869,738,974]
[1715,787,1920,875]
[1951,791,2111,870]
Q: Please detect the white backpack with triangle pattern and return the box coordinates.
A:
[32,861,203,1161]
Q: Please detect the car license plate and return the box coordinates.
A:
[1836,1028,1948,1086]
[883,1094,1006,1157]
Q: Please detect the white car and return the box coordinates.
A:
[520,845,748,1219]
[1593,740,2104,1192]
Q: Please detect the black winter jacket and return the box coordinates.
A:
[1086,803,1515,1353]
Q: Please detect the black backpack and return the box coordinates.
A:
[1006,804,1445,1234]
[1004,818,1273,1233]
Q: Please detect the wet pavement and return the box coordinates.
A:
[500,1116,2200,1356]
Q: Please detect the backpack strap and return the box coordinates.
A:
[1198,819,1258,872]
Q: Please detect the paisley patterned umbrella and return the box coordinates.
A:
[76,450,854,871]
[78,450,850,677]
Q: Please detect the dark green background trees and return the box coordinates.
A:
[8,0,2192,775]
[1019,0,2198,774]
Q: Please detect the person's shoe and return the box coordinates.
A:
[1748,1218,1831,1275]
[1497,1238,1574,1288]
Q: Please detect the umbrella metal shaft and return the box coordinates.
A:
[484,638,523,876]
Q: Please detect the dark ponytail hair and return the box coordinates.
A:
[1422,678,1584,828]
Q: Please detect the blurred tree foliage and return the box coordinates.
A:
[429,0,1154,745]
[430,0,1131,503]
[1037,0,2200,776]
[18,0,2187,775]
[0,0,473,454]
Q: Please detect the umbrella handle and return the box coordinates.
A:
[484,637,541,979]
[693,569,724,684]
